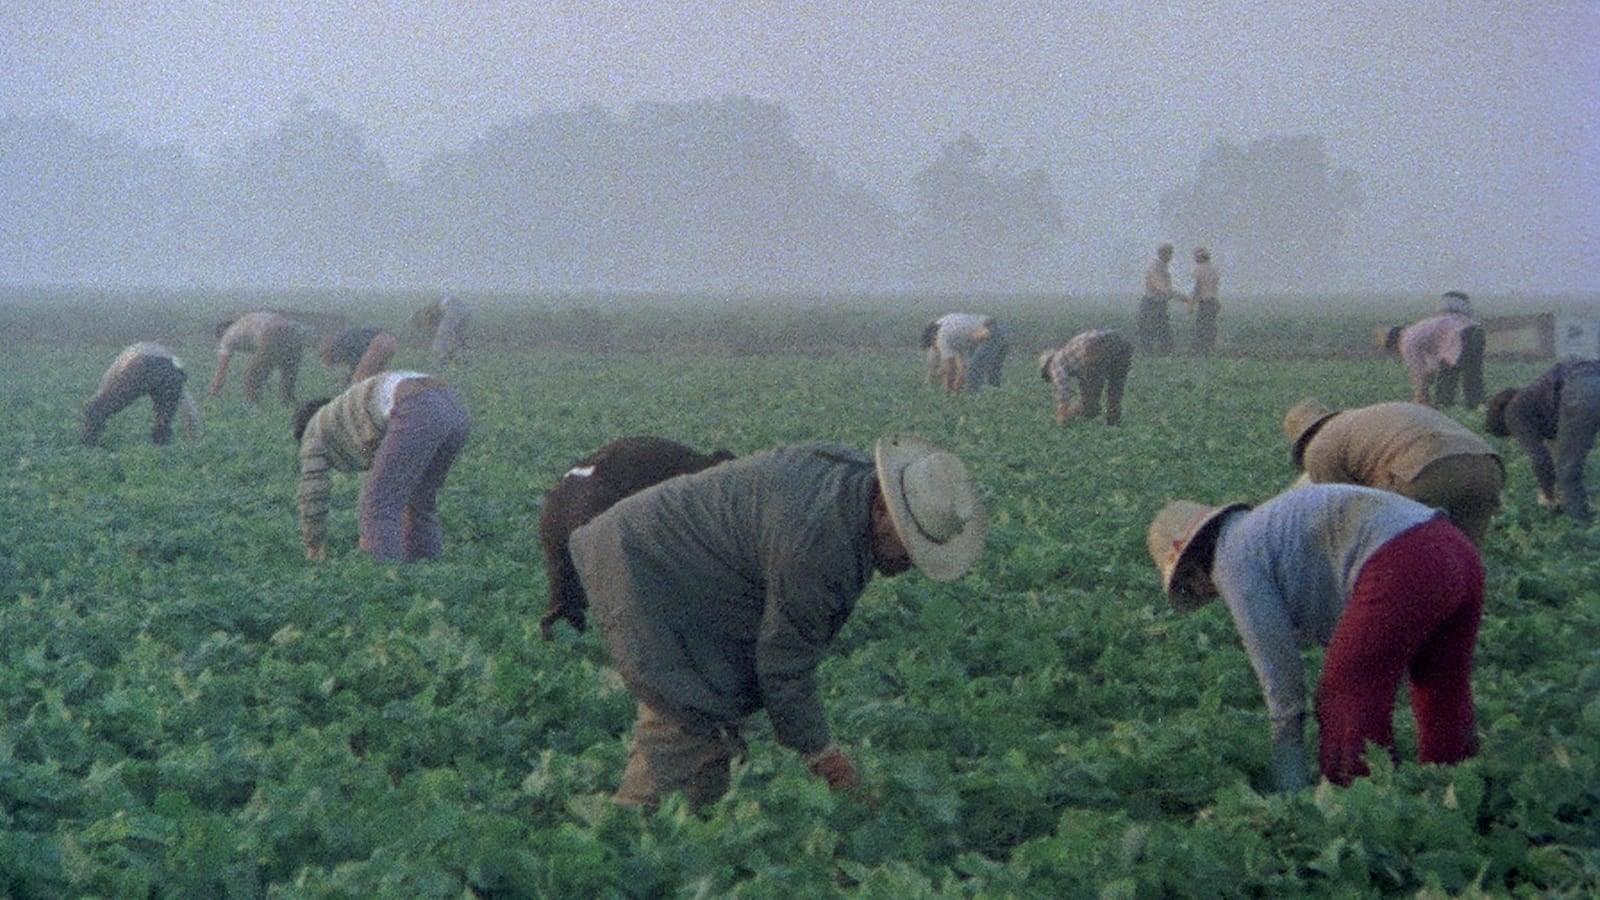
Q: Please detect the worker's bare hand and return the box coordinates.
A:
[805,744,859,792]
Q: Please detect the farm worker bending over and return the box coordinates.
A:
[1147,484,1483,792]
[209,311,306,404]
[1137,243,1178,354]
[293,372,471,562]
[538,436,735,640]
[1385,301,1485,409]
[82,342,201,447]
[412,296,472,366]
[922,313,1003,394]
[569,434,986,812]
[1486,359,1600,522]
[1283,398,1503,543]
[1189,247,1222,355]
[1038,329,1134,426]
[320,326,400,385]
[1437,289,1474,317]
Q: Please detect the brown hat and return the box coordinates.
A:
[1146,500,1249,612]
[1282,398,1339,468]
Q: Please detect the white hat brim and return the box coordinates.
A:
[873,433,987,582]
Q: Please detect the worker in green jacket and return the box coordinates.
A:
[569,434,987,812]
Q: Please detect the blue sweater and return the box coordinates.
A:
[1210,485,1438,743]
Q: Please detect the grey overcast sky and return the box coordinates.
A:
[3,1,1596,293]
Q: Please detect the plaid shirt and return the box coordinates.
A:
[1042,330,1112,405]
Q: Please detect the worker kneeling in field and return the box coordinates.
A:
[1283,398,1503,543]
[1038,329,1134,426]
[1486,359,1600,523]
[320,326,400,385]
[922,313,1004,394]
[293,371,471,562]
[1148,484,1483,792]
[538,436,735,640]
[82,342,201,447]
[209,311,307,404]
[569,434,986,812]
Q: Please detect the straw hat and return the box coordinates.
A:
[873,433,987,582]
[1282,398,1339,467]
[1146,500,1249,612]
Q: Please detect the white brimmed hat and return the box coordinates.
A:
[873,433,986,581]
[1146,500,1249,612]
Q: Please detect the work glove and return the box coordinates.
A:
[1270,734,1310,794]
[804,744,859,792]
[1536,489,1561,512]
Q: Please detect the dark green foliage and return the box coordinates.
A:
[0,298,1595,896]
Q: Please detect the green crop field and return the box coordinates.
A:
[0,295,1596,897]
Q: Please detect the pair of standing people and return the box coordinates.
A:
[1137,243,1221,355]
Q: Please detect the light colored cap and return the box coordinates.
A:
[1147,500,1249,612]
[874,433,987,582]
[1282,398,1339,467]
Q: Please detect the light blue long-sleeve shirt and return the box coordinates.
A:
[1209,484,1439,743]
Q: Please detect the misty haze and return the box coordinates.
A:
[2,3,1595,298]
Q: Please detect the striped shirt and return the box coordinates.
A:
[297,374,431,549]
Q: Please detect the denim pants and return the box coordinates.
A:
[359,387,471,561]
[1554,368,1600,521]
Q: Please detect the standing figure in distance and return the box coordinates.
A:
[1486,358,1600,522]
[1189,247,1222,355]
[209,311,306,404]
[569,435,986,812]
[294,371,471,562]
[413,296,472,367]
[320,326,400,385]
[82,342,201,446]
[1038,329,1134,426]
[1282,398,1504,543]
[1137,243,1178,354]
[1148,484,1483,792]
[538,436,735,639]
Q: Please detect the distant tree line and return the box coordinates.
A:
[0,96,1358,293]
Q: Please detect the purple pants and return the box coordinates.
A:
[359,387,471,562]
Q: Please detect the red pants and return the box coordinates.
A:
[1317,517,1483,785]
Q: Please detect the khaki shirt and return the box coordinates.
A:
[1301,402,1501,488]
[1191,262,1221,302]
[1143,258,1173,297]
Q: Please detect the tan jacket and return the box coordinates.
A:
[1301,402,1501,488]
[1191,262,1221,302]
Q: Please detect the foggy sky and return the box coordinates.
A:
[3,1,1596,295]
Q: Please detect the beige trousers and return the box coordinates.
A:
[614,702,746,812]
